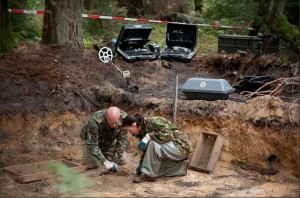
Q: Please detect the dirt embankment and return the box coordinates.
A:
[0,42,299,197]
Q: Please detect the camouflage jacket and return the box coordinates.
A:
[136,116,193,155]
[80,110,128,164]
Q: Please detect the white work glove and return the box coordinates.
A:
[103,160,119,172]
[137,133,151,151]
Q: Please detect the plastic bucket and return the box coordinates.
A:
[243,76,273,91]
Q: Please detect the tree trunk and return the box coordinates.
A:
[258,0,299,54]
[42,0,83,47]
[0,0,15,52]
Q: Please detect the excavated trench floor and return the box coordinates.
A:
[0,42,299,197]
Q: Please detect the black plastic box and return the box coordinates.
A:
[115,24,157,62]
[160,23,197,62]
[243,76,273,91]
[180,78,235,100]
[218,35,279,54]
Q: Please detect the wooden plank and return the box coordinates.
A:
[3,159,84,183]
[13,171,55,183]
[61,159,80,167]
[202,131,219,136]
[13,165,88,184]
[72,166,88,173]
[3,159,60,173]
[3,168,22,177]
[207,135,224,172]
[199,134,216,170]
[189,132,205,168]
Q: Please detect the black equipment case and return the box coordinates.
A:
[115,24,157,62]
[160,23,197,62]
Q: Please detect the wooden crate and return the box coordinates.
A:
[189,131,224,173]
[1,159,86,183]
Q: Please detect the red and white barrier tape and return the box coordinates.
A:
[8,9,45,15]
[8,9,254,30]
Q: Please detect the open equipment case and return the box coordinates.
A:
[115,24,157,62]
[160,23,197,62]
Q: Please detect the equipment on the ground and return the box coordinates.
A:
[160,23,197,62]
[180,77,235,100]
[98,47,130,78]
[98,47,139,92]
[114,24,157,62]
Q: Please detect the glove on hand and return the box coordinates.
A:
[137,133,151,151]
[136,165,142,175]
[104,160,118,172]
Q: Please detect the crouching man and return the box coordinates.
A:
[80,107,128,172]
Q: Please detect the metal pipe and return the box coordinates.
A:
[172,75,178,124]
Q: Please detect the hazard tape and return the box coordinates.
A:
[9,9,45,15]
[81,14,169,24]
[8,9,254,30]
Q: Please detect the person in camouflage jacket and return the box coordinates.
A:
[80,107,128,172]
[122,114,192,183]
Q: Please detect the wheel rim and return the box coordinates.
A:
[98,47,113,63]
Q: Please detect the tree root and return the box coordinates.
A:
[241,77,300,99]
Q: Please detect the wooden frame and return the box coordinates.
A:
[1,159,86,183]
[189,131,224,173]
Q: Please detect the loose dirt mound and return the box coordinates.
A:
[0,41,299,197]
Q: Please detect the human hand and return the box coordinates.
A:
[137,133,151,151]
[103,160,119,172]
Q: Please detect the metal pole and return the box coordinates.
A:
[172,75,178,125]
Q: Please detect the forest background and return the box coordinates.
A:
[1,0,299,59]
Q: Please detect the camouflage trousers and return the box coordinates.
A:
[82,140,127,169]
[141,140,188,177]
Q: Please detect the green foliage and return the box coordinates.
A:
[150,24,167,48]
[282,56,289,67]
[83,32,96,48]
[8,0,44,44]
[275,15,300,54]
[194,0,204,12]
[197,28,218,54]
[284,0,299,28]
[203,0,259,24]
[46,162,92,196]
[7,0,284,56]
[83,1,127,48]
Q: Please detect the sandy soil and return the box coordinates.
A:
[0,41,299,197]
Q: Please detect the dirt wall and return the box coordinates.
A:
[1,95,298,177]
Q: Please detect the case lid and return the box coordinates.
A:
[218,35,262,40]
[116,24,152,50]
[166,23,197,49]
[180,78,235,94]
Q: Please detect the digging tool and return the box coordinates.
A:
[98,47,139,92]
